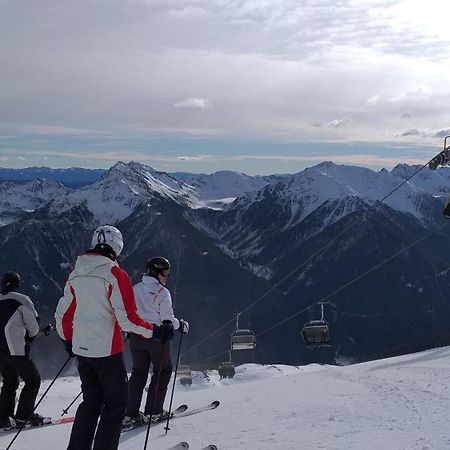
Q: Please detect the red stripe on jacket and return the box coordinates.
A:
[61,285,77,340]
[111,266,153,331]
[107,283,124,354]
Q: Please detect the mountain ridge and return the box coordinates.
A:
[2,160,450,372]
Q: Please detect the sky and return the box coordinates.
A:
[1,0,450,174]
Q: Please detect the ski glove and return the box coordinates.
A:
[178,319,189,335]
[41,324,54,336]
[25,332,35,343]
[152,320,175,342]
[62,339,76,358]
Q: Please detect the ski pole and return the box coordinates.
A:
[6,355,73,450]
[143,340,168,450]
[61,390,82,416]
[164,332,184,435]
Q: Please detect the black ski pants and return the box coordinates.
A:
[67,353,127,450]
[126,334,172,417]
[0,355,41,421]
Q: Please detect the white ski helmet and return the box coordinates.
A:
[91,225,124,256]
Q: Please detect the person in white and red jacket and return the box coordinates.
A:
[55,225,171,450]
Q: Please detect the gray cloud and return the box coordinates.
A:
[400,129,422,137]
[432,128,450,139]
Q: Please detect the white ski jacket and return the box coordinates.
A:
[0,292,39,356]
[133,275,180,331]
[55,253,154,358]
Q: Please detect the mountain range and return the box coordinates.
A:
[1,161,450,375]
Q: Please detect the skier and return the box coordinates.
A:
[0,272,44,429]
[123,257,189,427]
[55,225,167,450]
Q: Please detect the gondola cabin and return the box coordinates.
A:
[302,319,331,348]
[177,364,193,386]
[230,329,256,351]
[218,361,235,379]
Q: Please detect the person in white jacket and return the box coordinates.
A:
[123,257,189,426]
[55,225,166,450]
[0,272,43,430]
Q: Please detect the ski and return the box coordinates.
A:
[121,404,188,433]
[167,442,189,449]
[122,400,219,434]
[201,445,217,450]
[0,416,75,434]
[174,400,220,420]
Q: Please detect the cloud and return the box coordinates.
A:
[390,87,433,103]
[432,128,450,138]
[328,118,352,129]
[396,128,450,140]
[2,0,450,173]
[177,155,208,161]
[400,129,422,137]
[173,98,212,110]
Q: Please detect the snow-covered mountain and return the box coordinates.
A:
[0,179,70,225]
[392,163,450,197]
[2,347,450,450]
[3,161,450,370]
[191,162,445,273]
[47,161,202,224]
[229,161,439,231]
[181,170,283,209]
[2,161,449,229]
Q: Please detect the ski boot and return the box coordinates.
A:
[122,412,148,429]
[0,417,15,431]
[15,412,49,429]
[149,410,172,423]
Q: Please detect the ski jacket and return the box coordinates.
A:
[0,292,39,356]
[55,253,154,358]
[133,275,180,331]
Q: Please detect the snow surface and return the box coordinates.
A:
[183,171,270,201]
[3,347,450,449]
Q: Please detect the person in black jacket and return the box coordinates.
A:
[0,272,44,429]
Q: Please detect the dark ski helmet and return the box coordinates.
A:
[146,257,171,278]
[1,272,21,294]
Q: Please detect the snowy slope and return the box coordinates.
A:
[1,161,448,227]
[48,161,201,224]
[0,179,69,226]
[229,161,437,233]
[3,346,450,450]
[392,163,450,198]
[183,171,274,208]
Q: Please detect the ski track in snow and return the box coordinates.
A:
[2,348,450,449]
